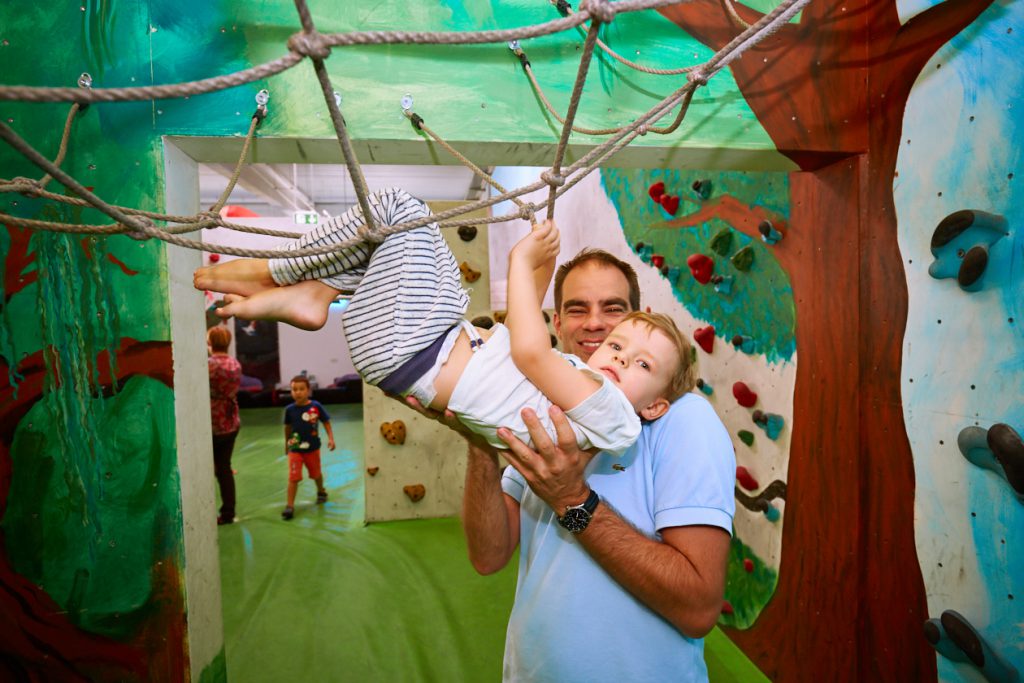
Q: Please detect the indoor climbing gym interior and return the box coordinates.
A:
[0,0,1021,681]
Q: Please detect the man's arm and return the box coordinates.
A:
[462,442,521,574]
[498,407,729,638]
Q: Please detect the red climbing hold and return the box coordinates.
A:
[743,558,754,573]
[693,326,716,353]
[651,254,665,269]
[648,181,666,202]
[660,193,680,216]
[732,381,758,407]
[686,253,714,284]
[736,465,759,491]
[721,600,734,615]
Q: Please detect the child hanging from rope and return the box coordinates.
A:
[194,188,695,454]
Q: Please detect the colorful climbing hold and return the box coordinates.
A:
[721,600,734,615]
[660,193,680,216]
[738,430,755,447]
[693,325,716,354]
[651,254,665,269]
[686,253,714,284]
[752,410,784,440]
[692,178,713,200]
[696,378,714,396]
[457,225,479,241]
[743,558,754,573]
[764,504,780,522]
[731,334,755,354]
[709,228,733,256]
[736,466,759,491]
[711,274,734,295]
[731,246,755,271]
[648,181,666,202]
[732,381,758,408]
[758,220,783,245]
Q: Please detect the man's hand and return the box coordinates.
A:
[497,405,595,514]
[327,438,336,451]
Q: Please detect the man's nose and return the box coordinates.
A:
[582,311,608,330]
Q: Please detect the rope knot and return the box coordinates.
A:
[357,222,386,245]
[687,69,709,86]
[636,124,649,136]
[287,31,332,60]
[580,0,615,23]
[125,217,154,241]
[540,170,565,188]
[199,210,221,225]
[12,176,42,197]
[518,203,538,222]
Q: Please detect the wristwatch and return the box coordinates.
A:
[557,489,600,534]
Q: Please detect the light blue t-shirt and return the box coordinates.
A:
[500,393,736,683]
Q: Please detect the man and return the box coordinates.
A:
[412,249,735,682]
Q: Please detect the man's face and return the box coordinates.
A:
[553,261,632,361]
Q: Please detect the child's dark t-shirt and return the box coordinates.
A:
[284,400,331,452]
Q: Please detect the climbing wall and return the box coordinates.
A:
[897,12,1024,682]
[363,202,491,523]
[528,169,796,632]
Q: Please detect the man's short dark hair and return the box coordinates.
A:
[553,249,640,313]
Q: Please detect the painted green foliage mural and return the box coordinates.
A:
[601,168,796,363]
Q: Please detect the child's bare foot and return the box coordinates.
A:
[194,258,277,297]
[216,280,341,331]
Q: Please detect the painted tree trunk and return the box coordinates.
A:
[659,0,994,678]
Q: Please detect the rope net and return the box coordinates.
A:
[0,0,809,259]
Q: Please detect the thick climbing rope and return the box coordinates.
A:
[0,0,809,258]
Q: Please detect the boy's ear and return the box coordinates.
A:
[639,397,671,421]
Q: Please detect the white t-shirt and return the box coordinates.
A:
[447,324,641,456]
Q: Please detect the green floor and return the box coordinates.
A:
[217,407,766,682]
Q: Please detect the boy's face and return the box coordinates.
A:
[586,320,677,420]
[290,381,310,404]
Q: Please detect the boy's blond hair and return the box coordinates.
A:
[622,311,696,401]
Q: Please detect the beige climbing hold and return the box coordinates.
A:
[380,420,407,445]
[403,484,426,502]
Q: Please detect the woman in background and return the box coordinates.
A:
[208,324,242,525]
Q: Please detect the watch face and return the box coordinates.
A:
[559,507,590,533]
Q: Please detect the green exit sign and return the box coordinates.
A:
[293,211,319,225]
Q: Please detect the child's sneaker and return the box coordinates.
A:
[316,491,328,504]
[281,506,294,521]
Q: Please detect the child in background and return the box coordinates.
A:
[196,189,695,457]
[282,375,335,520]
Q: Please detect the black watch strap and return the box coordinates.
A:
[557,489,600,533]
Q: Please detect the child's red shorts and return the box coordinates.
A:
[288,449,322,482]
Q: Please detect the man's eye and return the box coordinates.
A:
[606,307,625,314]
[566,308,586,316]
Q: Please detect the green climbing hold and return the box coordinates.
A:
[709,229,733,256]
[691,346,697,364]
[738,430,755,447]
[732,246,755,271]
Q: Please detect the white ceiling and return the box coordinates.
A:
[199,163,480,217]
